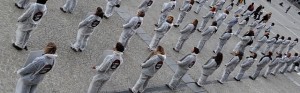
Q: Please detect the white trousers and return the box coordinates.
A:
[62,0,77,13]
[15,78,38,93]
[14,27,32,48]
[132,73,152,93]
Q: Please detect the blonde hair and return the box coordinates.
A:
[44,42,57,54]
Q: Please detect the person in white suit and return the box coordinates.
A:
[226,15,239,30]
[87,43,124,93]
[280,53,298,74]
[286,38,298,54]
[271,53,291,75]
[213,29,232,53]
[173,19,198,52]
[197,7,217,32]
[234,53,257,81]
[60,0,77,13]
[103,0,122,19]
[218,51,243,84]
[215,10,229,28]
[194,0,208,14]
[250,32,269,53]
[155,0,176,27]
[71,7,104,52]
[138,0,154,13]
[249,52,272,80]
[262,54,282,78]
[196,21,218,52]
[12,0,48,51]
[174,0,194,27]
[262,34,279,55]
[233,17,249,36]
[225,3,234,12]
[277,37,291,54]
[270,36,284,53]
[232,30,254,53]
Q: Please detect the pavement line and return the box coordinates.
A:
[284,74,300,87]
[116,5,207,93]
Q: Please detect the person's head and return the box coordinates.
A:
[230,3,234,6]
[245,17,250,22]
[262,6,265,9]
[280,36,285,40]
[294,53,298,56]
[227,28,232,33]
[44,42,57,54]
[276,53,282,58]
[211,21,217,26]
[235,14,239,17]
[235,51,244,60]
[251,53,257,59]
[271,23,275,26]
[137,11,145,17]
[287,53,291,57]
[156,46,165,55]
[224,10,229,15]
[215,52,223,65]
[251,2,254,5]
[267,52,273,57]
[294,38,298,42]
[37,0,47,4]
[166,16,174,23]
[115,42,124,52]
[95,7,104,18]
[210,7,216,12]
[264,32,270,36]
[189,0,194,5]
[275,34,280,38]
[192,19,198,27]
[192,47,200,54]
[244,30,254,36]
[287,37,291,40]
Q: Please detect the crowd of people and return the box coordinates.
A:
[11,0,300,93]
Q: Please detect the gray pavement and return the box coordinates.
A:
[1,0,300,93]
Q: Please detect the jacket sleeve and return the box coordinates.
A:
[17,5,35,22]
[78,15,93,28]
[266,38,274,43]
[269,59,278,66]
[241,58,253,67]
[17,58,41,76]
[123,17,136,28]
[226,57,238,66]
[96,56,112,72]
[138,0,147,8]
[257,58,268,66]
[161,3,169,13]
[180,25,192,33]
[203,12,211,18]
[177,55,192,66]
[141,55,157,68]
[282,40,290,45]
[257,36,265,42]
[202,60,215,69]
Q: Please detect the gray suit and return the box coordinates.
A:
[198,11,215,31]
[71,15,102,51]
[250,35,268,53]
[288,56,300,72]
[175,3,192,26]
[263,38,276,54]
[270,39,283,53]
[219,56,240,82]
[272,56,288,74]
[168,53,197,90]
[280,56,297,73]
[104,0,121,17]
[235,57,255,80]
[233,36,251,53]
[14,3,47,48]
[216,13,227,28]
[119,16,143,48]
[254,23,266,38]
[194,0,208,14]
[131,54,165,93]
[250,56,271,79]
[87,52,123,93]
[286,41,297,53]
[264,57,282,77]
[197,59,219,85]
[149,22,171,50]
[234,20,248,35]
[197,26,217,52]
[62,0,77,13]
[16,0,30,8]
[16,54,56,93]
[234,5,245,15]
[138,0,154,12]
[215,0,225,10]
[278,40,290,54]
[214,32,232,53]
[174,24,195,51]
[226,16,239,29]
[180,0,190,10]
[157,1,176,27]
[248,20,259,30]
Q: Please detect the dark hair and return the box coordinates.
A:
[271,23,275,26]
[237,51,244,60]
[214,52,223,65]
[37,0,47,4]
[244,30,254,36]
[115,42,124,52]
[287,37,291,40]
[212,21,217,26]
[230,3,234,6]
[280,36,285,40]
[276,54,282,58]
[192,19,198,29]
[44,42,57,54]
[193,47,200,54]
[190,0,194,5]
[295,53,298,56]
[227,29,232,33]
[95,7,104,18]
[268,52,273,57]
[287,53,291,57]
[225,10,229,14]
[295,38,298,42]
[252,53,257,59]
[156,46,165,55]
[138,11,145,17]
[245,17,250,22]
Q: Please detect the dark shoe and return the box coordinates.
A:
[78,49,83,52]
[15,3,24,9]
[70,47,78,52]
[23,46,28,51]
[173,48,179,52]
[173,25,179,27]
[262,75,267,79]
[213,50,216,53]
[60,7,67,13]
[154,24,158,27]
[103,15,109,19]
[128,88,134,93]
[194,11,198,14]
[249,76,255,80]
[196,1,200,4]
[271,73,276,76]
[12,43,23,50]
[279,72,284,74]
[165,84,174,90]
[217,80,223,84]
[197,29,202,32]
[195,82,202,87]
[234,77,240,81]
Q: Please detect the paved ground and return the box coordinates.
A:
[0,0,300,93]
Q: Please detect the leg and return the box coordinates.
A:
[174,38,187,51]
[22,31,32,48]
[197,38,207,52]
[219,69,231,83]
[69,0,77,13]
[263,45,271,54]
[28,84,38,93]
[264,66,271,77]
[250,67,262,79]
[15,78,31,93]
[104,2,115,17]
[14,28,28,48]
[132,74,151,92]
[215,42,225,53]
[198,20,208,31]
[286,46,293,54]
[280,64,289,73]
[157,13,167,27]
[79,35,90,51]
[288,65,295,72]
[168,69,187,90]
[197,74,209,85]
[175,12,186,26]
[149,34,163,50]
[71,30,84,51]
[272,64,283,74]
[87,75,109,93]
[235,69,246,80]
[194,3,204,14]
[16,0,30,8]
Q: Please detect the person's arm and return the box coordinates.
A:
[154,23,166,32]
[17,4,35,22]
[257,36,266,42]
[78,15,93,28]
[226,57,238,66]
[138,0,147,8]
[203,12,212,18]
[241,58,253,67]
[123,17,136,28]
[180,24,192,33]
[141,55,157,68]
[202,60,215,69]
[17,58,41,76]
[177,55,192,66]
[96,56,113,72]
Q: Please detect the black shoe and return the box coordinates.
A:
[213,50,216,53]
[217,80,223,84]
[128,88,134,93]
[70,47,78,52]
[60,7,67,13]
[12,43,23,50]
[15,3,24,9]
[195,82,202,87]
[249,76,255,80]
[261,52,265,55]
[165,84,173,90]
[24,46,28,51]
[173,25,179,27]
[234,77,240,81]
[271,73,276,76]
[78,49,83,52]
[194,11,198,14]
[103,15,109,19]
[196,1,200,4]
[173,48,179,52]
[262,75,267,79]
[154,24,158,27]
[197,29,202,32]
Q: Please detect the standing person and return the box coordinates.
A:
[194,0,208,14]
[174,0,194,27]
[251,5,264,19]
[60,0,77,13]
[254,21,267,38]
[225,3,234,12]
[87,43,124,93]
[149,16,173,51]
[259,12,272,23]
[196,21,218,52]
[250,32,269,53]
[271,53,291,75]
[287,56,300,73]
[166,47,199,90]
[242,3,255,19]
[71,7,104,52]
[262,54,282,78]
[234,5,245,16]
[234,53,257,81]
[179,0,190,11]
[226,15,239,30]
[197,7,217,32]
[265,23,274,33]
[15,42,57,93]
[210,0,218,8]
[129,46,166,93]
[285,6,291,13]
[233,30,254,53]
[173,19,198,52]
[270,36,284,53]
[155,0,176,27]
[280,53,298,73]
[196,53,223,87]
[286,38,298,54]
[262,34,279,55]
[249,52,272,80]
[15,0,30,9]
[218,51,243,84]
[236,0,246,6]
[118,11,145,49]
[216,0,226,10]
[213,29,232,53]
[216,10,229,28]
[12,0,48,51]
[234,17,249,36]
[138,0,154,13]
[103,0,122,19]
[248,19,259,30]
[277,37,291,54]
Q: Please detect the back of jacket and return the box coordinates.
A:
[202,59,218,76]
[18,3,47,30]
[96,52,123,77]
[178,53,197,70]
[141,54,165,76]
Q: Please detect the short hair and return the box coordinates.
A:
[193,47,200,54]
[252,53,257,59]
[287,37,291,40]
[295,53,298,56]
[166,16,174,23]
[212,21,217,26]
[95,7,104,18]
[138,11,145,17]
[224,10,229,14]
[115,42,124,52]
[37,0,47,4]
[44,42,57,54]
[227,29,232,33]
[190,0,195,5]
[268,52,273,56]
[271,23,275,26]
